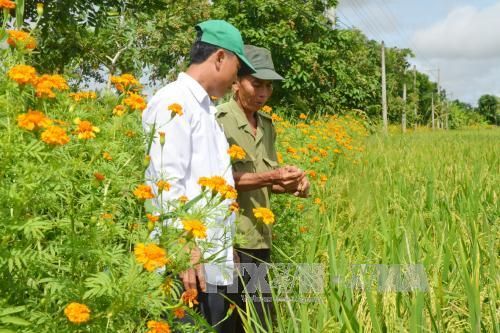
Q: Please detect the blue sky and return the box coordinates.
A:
[336,0,500,105]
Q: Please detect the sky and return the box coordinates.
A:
[336,0,500,105]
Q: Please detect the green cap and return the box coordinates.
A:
[244,45,284,81]
[195,20,256,73]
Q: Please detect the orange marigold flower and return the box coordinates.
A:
[198,176,226,194]
[229,201,240,213]
[0,0,16,9]
[181,288,199,308]
[100,213,113,220]
[69,91,97,102]
[182,219,207,239]
[253,207,275,225]
[34,74,69,98]
[178,195,189,203]
[168,103,183,117]
[125,130,136,137]
[133,184,155,200]
[110,73,140,92]
[124,92,146,111]
[7,64,37,85]
[173,307,185,319]
[277,152,284,164]
[146,213,159,223]
[74,118,100,140]
[261,105,272,113]
[299,113,307,120]
[41,126,70,146]
[102,152,113,161]
[227,144,246,160]
[17,110,51,131]
[146,320,171,333]
[64,302,90,324]
[220,184,238,200]
[112,105,126,117]
[93,172,105,181]
[134,243,169,272]
[299,226,309,233]
[7,30,37,49]
[314,198,322,205]
[156,180,171,192]
[307,170,317,179]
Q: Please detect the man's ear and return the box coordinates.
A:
[214,49,226,70]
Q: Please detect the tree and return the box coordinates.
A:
[477,94,498,125]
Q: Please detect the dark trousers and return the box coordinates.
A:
[199,283,236,333]
[230,248,273,333]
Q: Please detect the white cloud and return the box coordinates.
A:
[412,3,500,59]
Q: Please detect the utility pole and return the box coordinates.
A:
[431,93,435,130]
[381,41,388,133]
[402,73,407,133]
[413,65,417,130]
[437,67,441,129]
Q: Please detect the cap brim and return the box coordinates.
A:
[252,68,284,81]
[235,53,256,74]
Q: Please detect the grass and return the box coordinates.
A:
[265,128,499,332]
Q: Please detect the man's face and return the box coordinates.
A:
[234,75,273,113]
[214,51,241,97]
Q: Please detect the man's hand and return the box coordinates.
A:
[179,246,206,292]
[275,165,304,192]
[294,176,310,198]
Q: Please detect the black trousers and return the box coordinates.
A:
[192,249,272,333]
[230,248,273,333]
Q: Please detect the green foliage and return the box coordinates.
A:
[477,94,498,125]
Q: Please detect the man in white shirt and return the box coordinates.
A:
[142,20,255,331]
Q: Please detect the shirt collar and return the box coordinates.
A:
[178,72,210,106]
[228,98,251,129]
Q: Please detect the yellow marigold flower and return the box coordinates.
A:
[308,170,317,178]
[124,92,146,111]
[178,195,188,203]
[299,226,309,233]
[0,0,16,9]
[100,213,113,220]
[7,64,37,85]
[220,184,238,200]
[168,103,183,117]
[286,147,297,154]
[156,180,171,192]
[227,144,246,160]
[146,213,159,223]
[133,184,155,200]
[134,243,169,272]
[271,113,283,122]
[253,207,275,225]
[41,126,70,146]
[102,152,112,161]
[310,156,320,163]
[17,110,51,131]
[182,219,207,239]
[314,198,321,205]
[261,105,272,113]
[333,148,341,154]
[181,289,199,308]
[198,175,227,194]
[34,74,69,98]
[146,320,171,333]
[173,307,185,319]
[111,73,140,92]
[74,118,100,140]
[277,152,284,164]
[299,113,307,120]
[64,302,90,324]
[69,91,97,102]
[320,175,328,182]
[7,30,37,49]
[125,130,136,137]
[112,105,126,116]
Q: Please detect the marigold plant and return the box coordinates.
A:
[7,64,37,85]
[64,302,91,324]
[17,110,51,131]
[40,126,70,146]
[7,30,37,49]
[134,243,169,272]
[253,207,275,225]
[181,219,207,239]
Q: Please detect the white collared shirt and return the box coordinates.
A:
[142,72,235,286]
